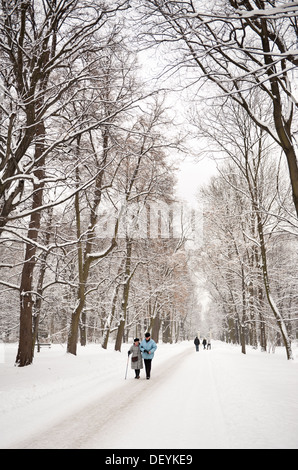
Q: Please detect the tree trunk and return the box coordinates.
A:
[239,261,246,354]
[67,129,112,355]
[239,322,246,355]
[80,311,87,346]
[151,313,160,343]
[256,210,293,360]
[115,319,126,352]
[283,146,298,218]
[16,122,45,367]
[162,318,171,343]
[67,307,82,355]
[260,18,298,218]
[102,260,125,349]
[114,237,133,352]
[32,208,53,355]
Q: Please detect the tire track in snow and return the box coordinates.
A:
[202,351,231,448]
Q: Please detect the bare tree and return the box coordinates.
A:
[0,0,131,233]
[112,98,178,351]
[198,100,296,358]
[136,0,298,217]
[0,0,131,366]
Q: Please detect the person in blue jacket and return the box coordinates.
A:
[140,332,157,379]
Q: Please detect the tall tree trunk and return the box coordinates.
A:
[32,208,53,355]
[283,146,298,218]
[256,209,293,360]
[67,129,114,355]
[102,261,125,349]
[16,122,45,367]
[259,17,298,218]
[67,300,84,355]
[114,319,126,352]
[115,237,133,352]
[151,313,160,343]
[162,317,171,343]
[67,158,86,355]
[240,262,247,355]
[80,311,87,346]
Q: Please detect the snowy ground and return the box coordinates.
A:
[1,340,298,449]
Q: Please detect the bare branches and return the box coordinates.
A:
[0,0,132,233]
[137,0,298,216]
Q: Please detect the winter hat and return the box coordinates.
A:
[145,332,150,338]
[134,338,139,342]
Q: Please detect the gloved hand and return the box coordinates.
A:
[143,350,149,354]
[128,351,131,356]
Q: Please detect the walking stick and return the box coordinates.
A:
[125,354,129,380]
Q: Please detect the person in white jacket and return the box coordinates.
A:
[140,332,157,379]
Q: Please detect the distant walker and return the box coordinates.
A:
[194,336,200,352]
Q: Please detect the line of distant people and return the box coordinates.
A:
[194,336,211,351]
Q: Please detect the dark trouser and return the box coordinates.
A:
[135,369,140,378]
[144,359,152,378]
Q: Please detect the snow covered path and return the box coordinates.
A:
[91,345,231,450]
[1,341,298,449]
